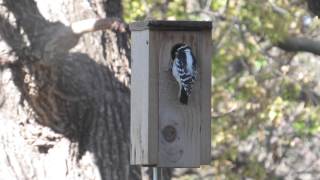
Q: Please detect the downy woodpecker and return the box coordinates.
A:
[171,43,197,105]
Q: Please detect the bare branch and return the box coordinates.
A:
[277,36,320,56]
[71,18,126,35]
[269,0,290,16]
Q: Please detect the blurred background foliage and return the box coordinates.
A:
[124,0,320,179]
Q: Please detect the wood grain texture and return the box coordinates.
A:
[130,30,158,165]
[130,24,212,167]
[150,31,211,167]
[199,31,212,165]
[130,21,212,31]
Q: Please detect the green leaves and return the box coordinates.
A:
[254,57,268,71]
[123,0,199,22]
[293,107,320,135]
[211,0,228,11]
[123,0,146,22]
[123,0,318,179]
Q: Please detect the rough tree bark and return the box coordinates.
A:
[0,0,141,179]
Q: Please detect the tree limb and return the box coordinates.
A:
[71,18,126,35]
[277,36,320,56]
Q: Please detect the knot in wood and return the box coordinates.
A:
[162,125,177,143]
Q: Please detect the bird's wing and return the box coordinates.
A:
[191,52,197,81]
[175,53,194,96]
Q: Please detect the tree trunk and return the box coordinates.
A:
[0,0,140,179]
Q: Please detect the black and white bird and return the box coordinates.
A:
[171,43,197,105]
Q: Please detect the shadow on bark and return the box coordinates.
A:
[0,0,140,179]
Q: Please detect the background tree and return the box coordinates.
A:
[0,0,141,179]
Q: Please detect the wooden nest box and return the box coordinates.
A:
[130,21,212,168]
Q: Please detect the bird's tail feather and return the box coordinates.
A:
[180,88,188,105]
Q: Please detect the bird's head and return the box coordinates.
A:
[171,43,190,59]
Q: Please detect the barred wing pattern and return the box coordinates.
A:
[175,50,197,96]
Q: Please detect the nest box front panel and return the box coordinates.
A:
[150,30,212,167]
[130,21,212,168]
[130,30,158,165]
